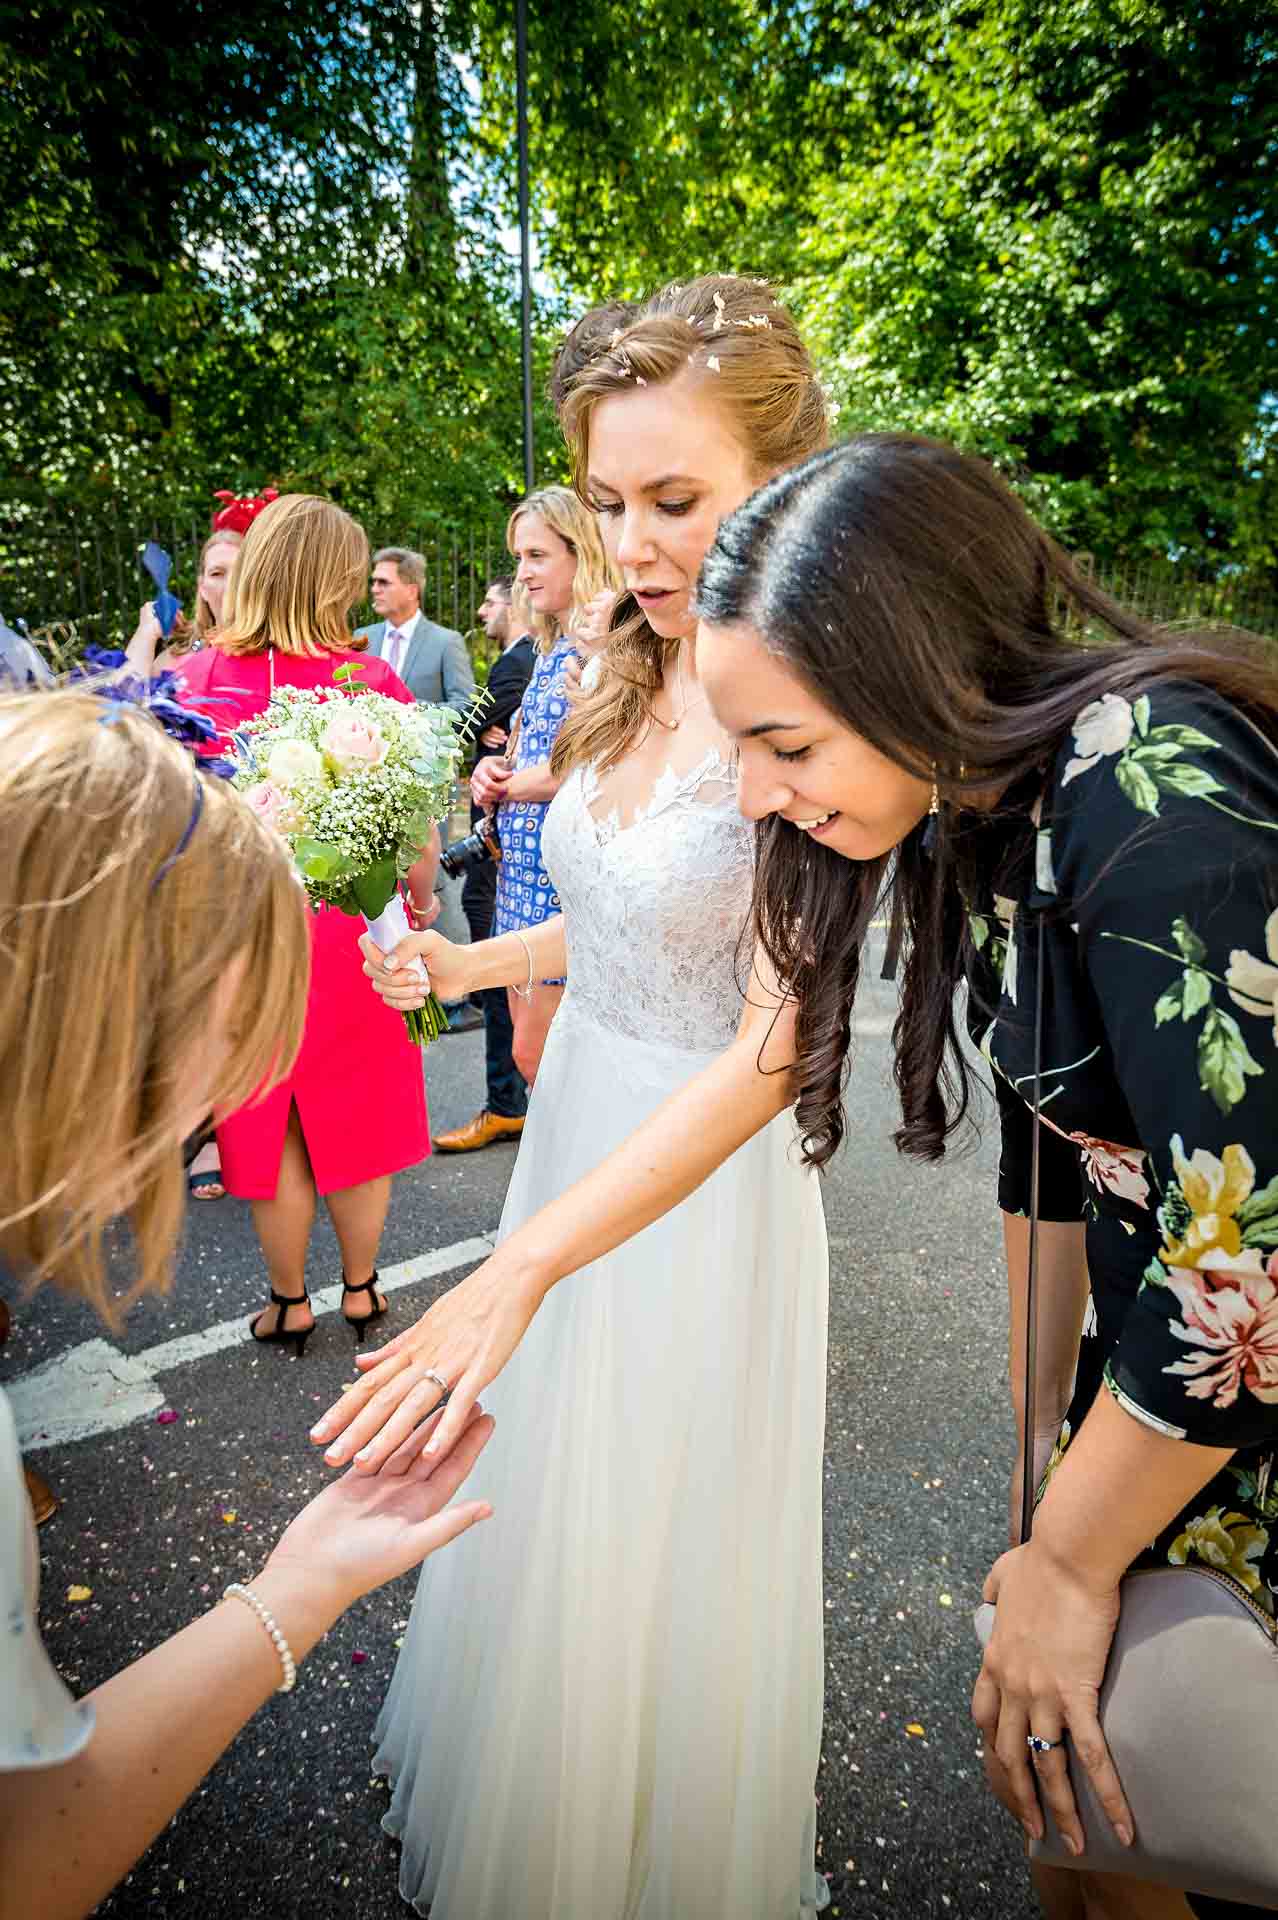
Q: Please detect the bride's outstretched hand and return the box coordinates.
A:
[309,1249,548,1474]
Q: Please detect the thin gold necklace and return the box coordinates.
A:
[653,647,707,732]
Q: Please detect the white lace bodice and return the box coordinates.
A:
[540,749,753,1052]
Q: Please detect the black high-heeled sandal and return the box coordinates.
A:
[341,1272,388,1346]
[249,1288,313,1359]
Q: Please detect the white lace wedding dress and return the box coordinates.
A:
[374,748,830,1919]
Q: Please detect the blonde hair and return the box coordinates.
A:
[0,691,308,1322]
[506,485,618,653]
[553,274,828,774]
[217,494,369,658]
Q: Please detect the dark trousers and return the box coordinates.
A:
[461,807,526,1120]
[479,984,526,1119]
[461,853,497,945]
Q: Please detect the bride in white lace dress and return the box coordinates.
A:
[314,277,832,1918]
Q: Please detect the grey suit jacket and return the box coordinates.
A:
[357,615,476,709]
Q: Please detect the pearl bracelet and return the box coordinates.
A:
[223,1582,297,1693]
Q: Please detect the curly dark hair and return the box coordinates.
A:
[696,432,1278,1171]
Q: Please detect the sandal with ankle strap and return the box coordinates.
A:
[249,1288,313,1359]
[341,1272,388,1346]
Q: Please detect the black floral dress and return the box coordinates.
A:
[967,681,1278,1617]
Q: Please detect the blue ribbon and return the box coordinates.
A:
[142,541,181,638]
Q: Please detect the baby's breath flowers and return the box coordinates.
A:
[232,666,469,1045]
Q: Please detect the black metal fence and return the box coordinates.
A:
[1075,553,1276,642]
[4,504,1275,665]
[0,504,515,672]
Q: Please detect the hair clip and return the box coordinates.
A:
[211,487,279,534]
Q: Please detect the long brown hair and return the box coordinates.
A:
[697,432,1278,1170]
[217,494,369,657]
[552,274,828,776]
[0,691,308,1320]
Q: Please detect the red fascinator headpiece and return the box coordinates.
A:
[211,487,280,534]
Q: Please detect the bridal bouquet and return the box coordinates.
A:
[232,665,463,1044]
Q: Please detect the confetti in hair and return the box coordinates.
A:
[711,290,726,331]
[706,354,721,373]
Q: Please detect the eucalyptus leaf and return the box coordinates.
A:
[1153,982,1185,1025]
[1154,764,1226,801]
[1197,1006,1264,1114]
[1115,756,1160,815]
[1182,969,1213,1019]
[1171,918,1208,966]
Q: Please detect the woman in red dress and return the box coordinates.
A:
[178,495,437,1353]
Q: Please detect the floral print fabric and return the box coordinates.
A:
[968,683,1278,1613]
[494,638,575,956]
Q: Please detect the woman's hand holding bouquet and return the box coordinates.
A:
[232,664,467,1044]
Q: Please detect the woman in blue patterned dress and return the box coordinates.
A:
[472,486,617,1084]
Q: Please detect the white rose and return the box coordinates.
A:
[1074,693,1134,758]
[1061,693,1135,785]
[1227,908,1278,1045]
[268,738,325,787]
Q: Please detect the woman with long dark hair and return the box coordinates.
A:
[329,432,1278,1916]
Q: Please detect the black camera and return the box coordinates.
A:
[439,816,502,880]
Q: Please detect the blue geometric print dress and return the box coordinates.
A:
[493,636,575,963]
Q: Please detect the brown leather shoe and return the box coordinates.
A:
[24,1465,58,1527]
[434,1110,525,1153]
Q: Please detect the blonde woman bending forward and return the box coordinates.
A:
[318,277,833,1919]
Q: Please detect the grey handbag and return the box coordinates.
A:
[972,912,1278,1909]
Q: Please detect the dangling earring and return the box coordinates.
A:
[922,770,940,855]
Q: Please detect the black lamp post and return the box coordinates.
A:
[516,0,534,492]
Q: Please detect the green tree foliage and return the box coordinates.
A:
[0,0,531,535]
[476,0,1276,583]
[1,0,1274,603]
[792,2,1278,576]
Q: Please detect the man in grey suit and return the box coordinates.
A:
[358,547,476,709]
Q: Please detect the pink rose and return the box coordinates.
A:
[1164,1250,1278,1409]
[324,709,388,772]
[243,780,286,830]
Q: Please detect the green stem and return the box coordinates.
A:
[1100,931,1230,988]
[404,991,450,1048]
[1200,795,1278,833]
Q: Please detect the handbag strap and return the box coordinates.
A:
[1020,907,1048,1546]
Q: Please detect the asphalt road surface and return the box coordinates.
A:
[4,919,1035,1920]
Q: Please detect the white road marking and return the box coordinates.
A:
[9,1232,497,1451]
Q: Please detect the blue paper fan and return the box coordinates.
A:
[142,541,181,637]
